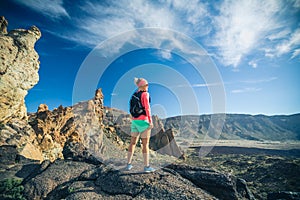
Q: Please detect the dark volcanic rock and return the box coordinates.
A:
[23,160,93,200]
[150,128,185,159]
[26,161,217,200]
[21,158,258,200]
[267,191,300,200]
[166,164,255,200]
[62,141,102,165]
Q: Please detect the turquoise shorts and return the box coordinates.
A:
[131,120,150,133]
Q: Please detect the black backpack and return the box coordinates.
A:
[129,91,148,118]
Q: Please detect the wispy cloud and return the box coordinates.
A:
[12,0,300,67]
[63,0,210,48]
[211,0,287,67]
[248,60,258,68]
[273,28,300,58]
[172,82,223,88]
[231,87,262,94]
[12,0,70,20]
[153,49,173,60]
[291,49,300,59]
[240,77,278,84]
[193,82,223,87]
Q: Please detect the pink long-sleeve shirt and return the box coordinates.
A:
[132,91,152,124]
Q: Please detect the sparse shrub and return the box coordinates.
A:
[68,186,75,193]
[0,178,26,200]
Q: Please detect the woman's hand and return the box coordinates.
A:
[149,123,154,129]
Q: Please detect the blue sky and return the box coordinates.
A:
[1,0,300,117]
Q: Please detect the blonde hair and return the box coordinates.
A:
[134,77,148,88]
[134,77,140,86]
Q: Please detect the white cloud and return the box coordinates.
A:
[267,29,291,41]
[161,50,172,60]
[240,77,277,84]
[14,0,299,67]
[291,49,300,59]
[71,0,177,45]
[12,0,69,20]
[293,0,300,8]
[274,28,300,58]
[211,0,284,67]
[231,87,262,94]
[42,0,211,49]
[193,82,223,87]
[248,60,258,68]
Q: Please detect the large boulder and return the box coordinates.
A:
[150,115,184,158]
[0,16,41,123]
[150,128,184,159]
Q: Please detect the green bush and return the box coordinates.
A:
[0,178,26,200]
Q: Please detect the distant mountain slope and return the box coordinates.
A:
[163,114,300,141]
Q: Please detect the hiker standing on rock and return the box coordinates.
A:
[126,77,155,172]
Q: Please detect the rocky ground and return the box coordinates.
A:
[182,147,300,199]
[0,143,257,200]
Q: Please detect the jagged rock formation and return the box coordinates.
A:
[0,16,41,123]
[0,16,8,34]
[1,86,105,162]
[150,116,184,159]
[27,88,105,161]
[0,17,43,163]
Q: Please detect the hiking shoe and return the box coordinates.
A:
[125,164,133,171]
[144,166,155,173]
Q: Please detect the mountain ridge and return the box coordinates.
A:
[163,113,300,141]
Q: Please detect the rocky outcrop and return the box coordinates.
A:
[149,116,184,159]
[0,16,41,123]
[0,16,8,34]
[27,88,105,161]
[150,128,185,159]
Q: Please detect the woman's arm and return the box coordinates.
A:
[141,92,152,124]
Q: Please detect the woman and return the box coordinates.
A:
[126,77,154,172]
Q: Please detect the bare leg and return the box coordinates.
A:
[127,134,139,164]
[141,129,151,166]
